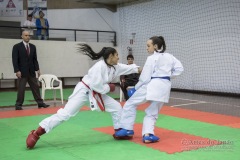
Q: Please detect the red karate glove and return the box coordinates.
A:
[109,83,115,92]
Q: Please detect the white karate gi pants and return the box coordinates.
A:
[39,82,122,133]
[119,85,164,136]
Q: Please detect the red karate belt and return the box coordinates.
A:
[82,81,105,111]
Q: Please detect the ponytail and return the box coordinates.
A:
[149,36,166,53]
[78,44,117,67]
[158,36,166,53]
[78,44,104,60]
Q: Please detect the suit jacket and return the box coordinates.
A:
[12,42,40,77]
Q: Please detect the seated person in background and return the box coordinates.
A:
[36,10,49,40]
[120,54,140,101]
[22,14,36,37]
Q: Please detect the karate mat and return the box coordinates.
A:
[0,103,239,160]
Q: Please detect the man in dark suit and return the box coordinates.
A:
[12,30,49,110]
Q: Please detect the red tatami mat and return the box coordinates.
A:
[1,103,240,129]
[137,103,240,129]
[0,106,90,119]
[94,124,220,154]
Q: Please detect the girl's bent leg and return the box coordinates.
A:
[26,82,89,149]
[39,82,89,133]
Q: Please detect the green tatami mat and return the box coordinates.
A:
[0,110,239,160]
[0,88,74,107]
[0,88,120,107]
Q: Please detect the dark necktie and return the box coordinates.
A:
[26,45,30,56]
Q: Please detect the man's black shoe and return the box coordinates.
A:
[15,106,23,110]
[38,103,50,109]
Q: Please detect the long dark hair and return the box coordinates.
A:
[149,36,166,53]
[78,43,116,67]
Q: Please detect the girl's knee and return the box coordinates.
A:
[57,108,72,121]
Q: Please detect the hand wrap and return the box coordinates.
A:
[109,83,115,92]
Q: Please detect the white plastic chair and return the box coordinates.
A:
[119,86,124,102]
[38,74,63,104]
[119,83,134,102]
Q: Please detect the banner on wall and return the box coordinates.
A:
[0,0,23,17]
[28,0,47,18]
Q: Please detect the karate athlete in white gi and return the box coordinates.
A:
[26,44,141,149]
[115,36,184,143]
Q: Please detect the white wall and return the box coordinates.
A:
[48,9,114,30]
[0,38,113,87]
[47,9,115,41]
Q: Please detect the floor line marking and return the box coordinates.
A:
[170,97,206,103]
[207,102,240,108]
[170,97,240,108]
[171,102,207,107]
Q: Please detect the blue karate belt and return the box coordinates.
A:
[151,76,170,81]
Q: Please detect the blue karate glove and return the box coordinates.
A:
[127,88,136,98]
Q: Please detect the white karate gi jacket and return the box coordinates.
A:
[39,60,140,132]
[135,51,183,102]
[82,60,139,110]
[82,60,139,93]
